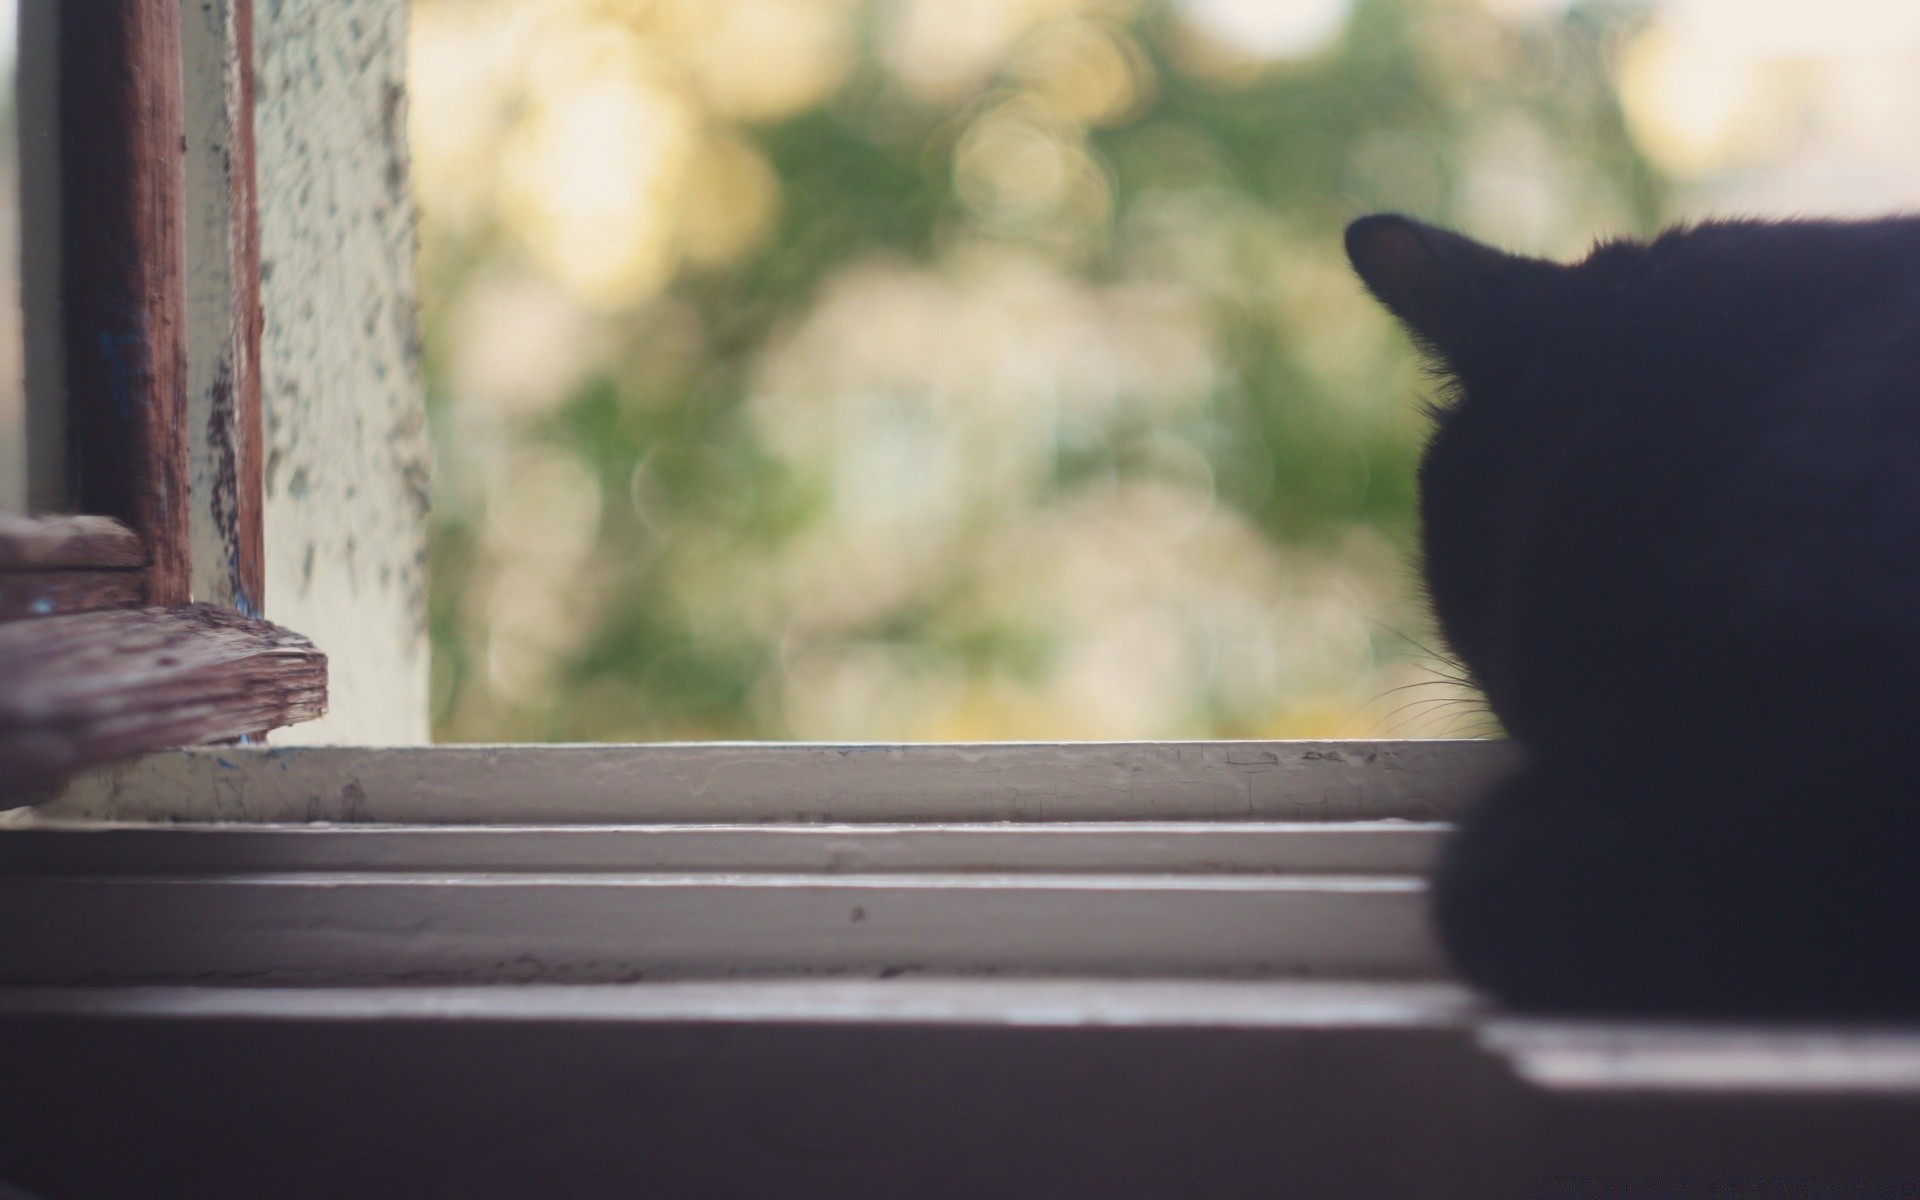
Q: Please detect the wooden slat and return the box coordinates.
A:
[10,978,1919,1100]
[0,978,1477,1027]
[0,872,1438,985]
[60,0,191,604]
[0,515,144,570]
[1484,1021,1920,1094]
[3,988,1918,1196]
[182,0,265,615]
[44,740,1519,824]
[0,988,1521,1198]
[0,822,1447,877]
[0,604,326,804]
[0,569,144,619]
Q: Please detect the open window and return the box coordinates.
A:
[2,3,1917,1193]
[0,0,1509,1017]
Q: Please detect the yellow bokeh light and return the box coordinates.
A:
[1013,19,1154,127]
[678,0,857,120]
[449,273,605,417]
[499,23,696,308]
[1476,0,1569,21]
[954,100,1113,241]
[1668,0,1920,61]
[409,1,533,232]
[1176,0,1350,62]
[677,137,783,269]
[418,0,1580,742]
[485,444,605,566]
[1617,24,1794,179]
[882,0,1084,101]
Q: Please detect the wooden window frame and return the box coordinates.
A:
[0,0,324,804]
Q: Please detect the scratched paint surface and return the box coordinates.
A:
[183,0,252,614]
[254,0,429,742]
[43,740,1517,824]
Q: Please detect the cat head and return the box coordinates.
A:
[1343,215,1576,727]
[1344,212,1920,743]
[1344,214,1556,367]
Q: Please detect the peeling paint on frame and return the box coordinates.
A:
[252,0,429,742]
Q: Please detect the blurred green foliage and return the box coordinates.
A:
[415,0,1664,741]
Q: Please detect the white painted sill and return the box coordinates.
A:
[0,740,1502,987]
[7,738,1920,1110]
[29,739,1519,825]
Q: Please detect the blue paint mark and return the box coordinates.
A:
[97,331,144,421]
[217,758,238,770]
[230,550,261,617]
[30,597,53,615]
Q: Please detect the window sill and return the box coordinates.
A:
[3,739,1918,1191]
[30,738,1517,824]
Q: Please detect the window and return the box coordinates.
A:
[2,8,1917,1192]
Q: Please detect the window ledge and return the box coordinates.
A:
[5,739,1919,1190]
[31,738,1517,824]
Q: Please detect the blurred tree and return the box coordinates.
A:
[413,0,1663,742]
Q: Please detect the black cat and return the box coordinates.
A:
[1346,213,1920,1017]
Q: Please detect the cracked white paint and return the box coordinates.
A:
[182,0,258,613]
[254,0,429,742]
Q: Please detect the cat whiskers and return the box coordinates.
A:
[1354,619,1490,737]
[1369,622,1473,684]
[1374,691,1485,737]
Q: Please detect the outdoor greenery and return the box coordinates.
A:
[412,0,1664,741]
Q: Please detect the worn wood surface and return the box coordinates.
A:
[0,604,326,804]
[60,0,191,603]
[183,0,265,615]
[0,516,146,616]
[0,570,144,619]
[0,515,143,569]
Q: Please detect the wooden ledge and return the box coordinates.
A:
[0,978,1479,1028]
[0,516,147,619]
[0,604,326,805]
[0,515,145,571]
[41,740,1519,824]
[0,981,1914,1193]
[1484,1018,1920,1094]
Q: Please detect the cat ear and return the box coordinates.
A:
[1345,214,1518,363]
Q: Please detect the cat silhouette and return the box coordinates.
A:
[1348,214,1920,1016]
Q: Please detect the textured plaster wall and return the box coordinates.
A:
[254,0,430,742]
